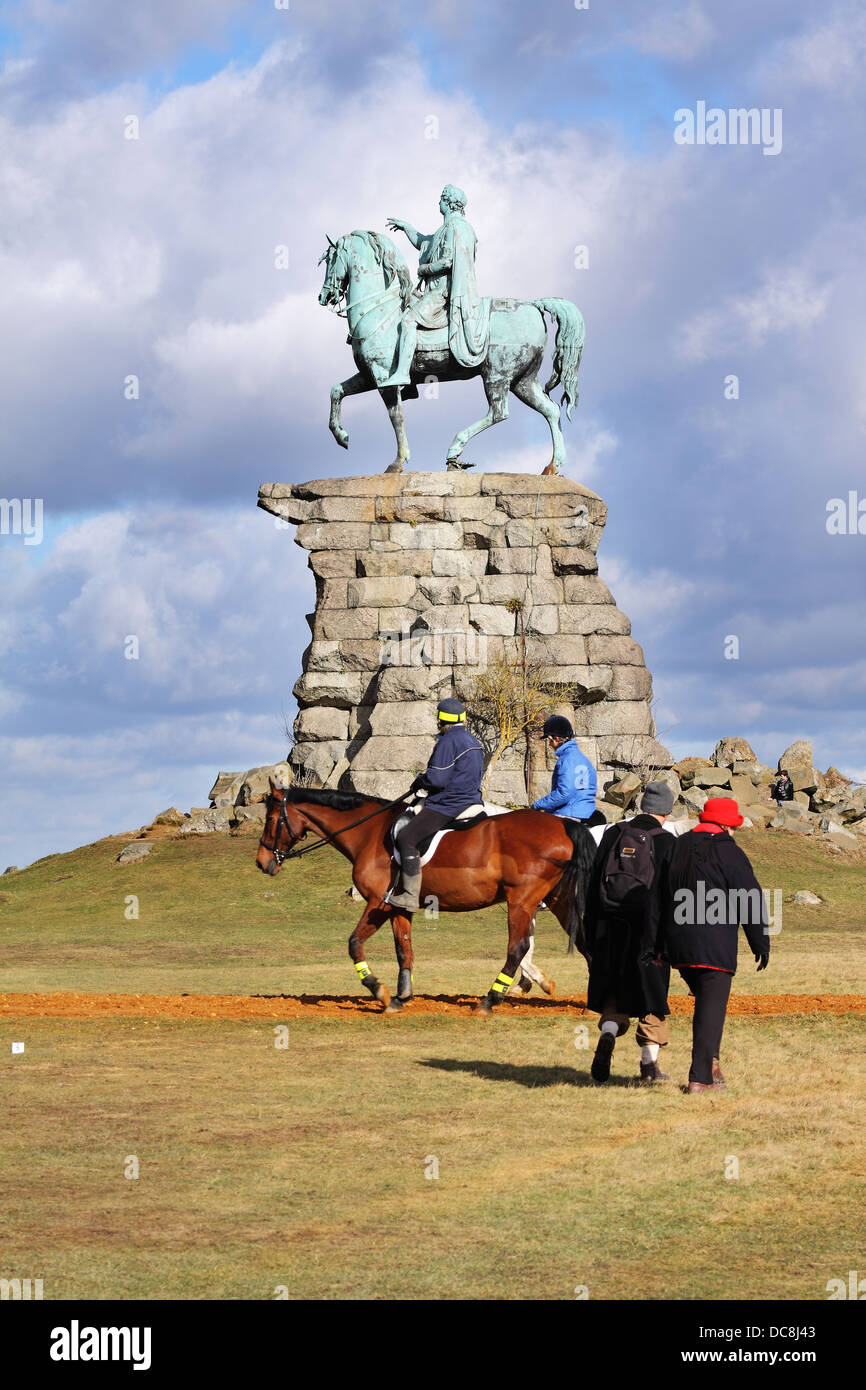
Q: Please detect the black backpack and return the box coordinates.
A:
[598,822,664,916]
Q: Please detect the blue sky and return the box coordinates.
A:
[1,0,864,868]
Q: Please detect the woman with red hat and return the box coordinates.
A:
[649,797,770,1093]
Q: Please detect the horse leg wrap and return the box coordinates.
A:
[355,961,377,993]
[490,970,515,998]
[397,967,413,1001]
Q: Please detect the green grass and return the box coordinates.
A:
[1,825,864,1300]
[1,1013,863,1300]
[0,828,864,998]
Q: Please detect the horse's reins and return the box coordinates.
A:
[262,791,415,865]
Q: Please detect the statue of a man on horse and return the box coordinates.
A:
[317,185,585,474]
[381,184,489,387]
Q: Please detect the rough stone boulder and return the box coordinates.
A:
[260,472,670,803]
[712,737,757,766]
[778,740,813,770]
[178,806,234,836]
[604,773,642,808]
[674,757,713,783]
[153,807,185,827]
[823,765,852,791]
[116,842,154,863]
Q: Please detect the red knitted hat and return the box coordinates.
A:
[699,797,744,828]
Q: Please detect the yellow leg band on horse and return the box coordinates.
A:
[497,971,515,985]
[355,961,372,978]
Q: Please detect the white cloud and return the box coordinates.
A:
[760,10,866,91]
[622,3,715,62]
[678,267,833,362]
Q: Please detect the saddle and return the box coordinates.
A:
[389,800,508,867]
[415,299,520,356]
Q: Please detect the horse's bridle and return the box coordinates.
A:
[260,794,301,865]
[319,237,404,341]
[261,790,414,866]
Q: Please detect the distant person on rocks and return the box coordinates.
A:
[533,716,605,827]
[585,782,676,1084]
[772,769,794,806]
[650,797,770,1094]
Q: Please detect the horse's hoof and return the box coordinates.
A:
[476,996,494,1016]
[385,462,403,474]
[383,998,403,1015]
[507,982,532,997]
[541,461,557,476]
[540,978,556,996]
[446,457,475,471]
[374,983,391,1007]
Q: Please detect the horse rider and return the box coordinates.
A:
[381,184,490,388]
[388,697,485,912]
[532,715,605,827]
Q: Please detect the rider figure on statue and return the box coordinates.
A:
[382,185,490,388]
[388,697,485,912]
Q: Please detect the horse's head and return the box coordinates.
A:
[317,231,413,315]
[256,780,307,875]
[317,234,347,310]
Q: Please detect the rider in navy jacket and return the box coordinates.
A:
[417,720,485,816]
[389,698,484,912]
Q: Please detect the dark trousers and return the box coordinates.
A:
[679,966,733,1085]
[396,808,452,874]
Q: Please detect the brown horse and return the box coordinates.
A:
[256,785,596,1013]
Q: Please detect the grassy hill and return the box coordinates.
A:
[0,825,864,998]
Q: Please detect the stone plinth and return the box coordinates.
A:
[258,472,671,803]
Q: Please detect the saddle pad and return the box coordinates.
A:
[391,801,511,867]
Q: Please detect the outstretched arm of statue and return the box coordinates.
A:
[386,217,425,249]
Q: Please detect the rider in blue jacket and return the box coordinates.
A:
[533,715,602,823]
[389,697,484,911]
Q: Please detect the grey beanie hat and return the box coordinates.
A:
[640,781,674,815]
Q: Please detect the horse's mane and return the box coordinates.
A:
[346,229,413,310]
[283,785,393,811]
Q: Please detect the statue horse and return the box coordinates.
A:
[317,229,585,474]
[256,785,596,1014]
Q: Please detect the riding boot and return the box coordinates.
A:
[388,868,422,912]
[381,320,417,388]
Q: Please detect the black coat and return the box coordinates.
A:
[585,815,675,1018]
[652,827,769,974]
[773,774,794,802]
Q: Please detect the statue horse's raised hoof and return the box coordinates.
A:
[446,457,475,471]
[384,461,404,474]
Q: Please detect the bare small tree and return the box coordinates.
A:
[468,653,550,798]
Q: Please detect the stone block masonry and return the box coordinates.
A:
[258,472,671,803]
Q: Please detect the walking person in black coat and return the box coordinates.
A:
[650,797,770,1093]
[585,782,677,1084]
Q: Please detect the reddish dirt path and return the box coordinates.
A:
[1,992,864,1020]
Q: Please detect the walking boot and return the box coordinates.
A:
[640,1060,670,1082]
[687,1081,715,1094]
[388,869,422,912]
[591,1031,616,1082]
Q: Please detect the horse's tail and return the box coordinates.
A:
[534,298,585,421]
[558,818,597,959]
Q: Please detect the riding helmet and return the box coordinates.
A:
[437,697,466,724]
[541,714,574,740]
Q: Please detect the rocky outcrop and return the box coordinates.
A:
[259,472,670,804]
